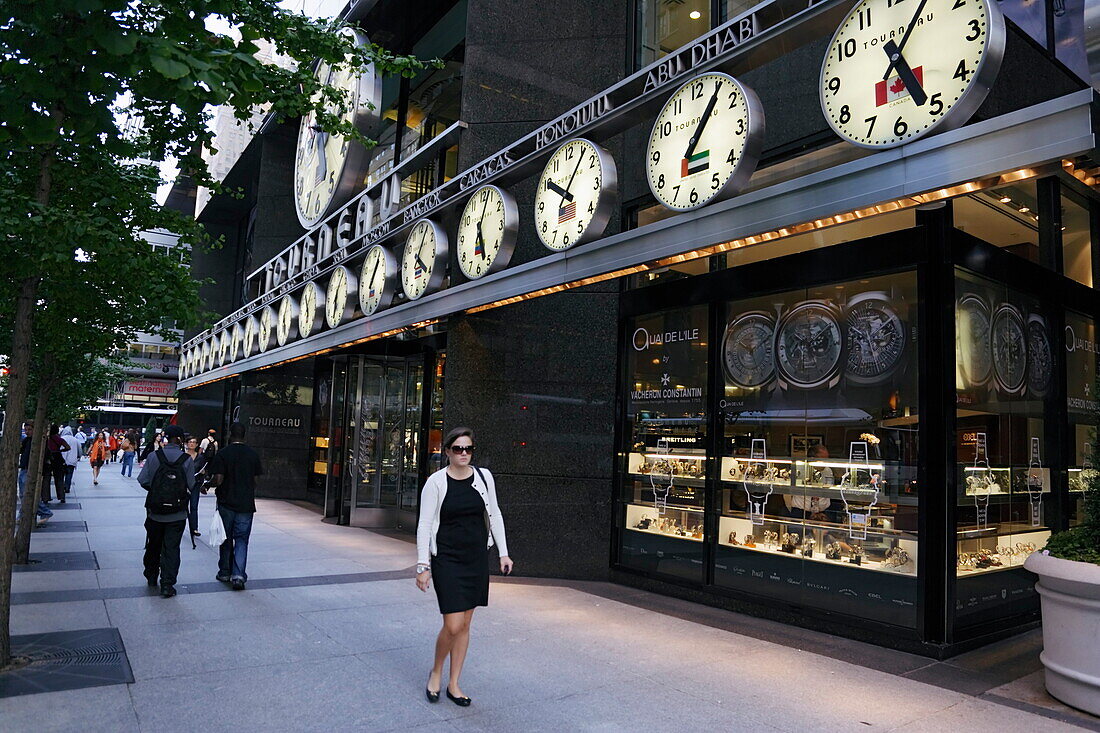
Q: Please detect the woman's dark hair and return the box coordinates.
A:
[443,427,474,451]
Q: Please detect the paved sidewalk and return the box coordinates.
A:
[2,461,1097,731]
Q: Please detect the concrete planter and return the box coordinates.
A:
[1024,551,1100,716]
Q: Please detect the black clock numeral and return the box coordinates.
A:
[657,173,665,190]
[651,150,661,164]
[837,38,856,62]
[672,185,681,202]
[689,188,699,204]
[827,76,841,95]
[563,233,570,247]
[538,201,545,213]
[541,221,548,233]
[929,93,944,115]
[857,7,871,30]
[953,58,972,82]
[497,201,503,211]
[552,158,560,172]
[498,219,503,231]
[587,201,594,214]
[565,145,575,160]
[589,154,597,168]
[577,222,583,234]
[735,118,745,135]
[839,105,851,124]
[965,19,981,40]
[691,81,704,100]
[726,149,736,164]
[864,115,877,136]
[727,90,738,108]
[893,117,908,136]
[711,172,720,190]
[672,98,683,115]
[660,121,672,139]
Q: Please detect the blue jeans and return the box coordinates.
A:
[64,465,75,494]
[217,507,254,582]
[121,451,135,476]
[18,468,52,518]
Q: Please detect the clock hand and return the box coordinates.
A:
[545,180,574,202]
[415,253,429,271]
[881,40,927,106]
[311,125,329,185]
[560,149,586,206]
[883,0,928,79]
[369,258,379,288]
[685,80,723,160]
[476,192,490,258]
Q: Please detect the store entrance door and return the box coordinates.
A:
[325,355,430,528]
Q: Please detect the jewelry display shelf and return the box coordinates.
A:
[717,536,917,576]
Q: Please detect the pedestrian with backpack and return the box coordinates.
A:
[205,422,263,591]
[137,425,195,598]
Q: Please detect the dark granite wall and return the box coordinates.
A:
[237,359,314,502]
[252,122,305,267]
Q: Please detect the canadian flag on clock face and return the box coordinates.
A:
[876,66,924,106]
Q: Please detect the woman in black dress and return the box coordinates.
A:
[416,427,512,706]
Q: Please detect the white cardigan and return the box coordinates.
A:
[416,466,508,566]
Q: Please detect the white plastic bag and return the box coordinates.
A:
[208,510,227,547]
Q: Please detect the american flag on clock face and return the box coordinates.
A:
[558,201,576,223]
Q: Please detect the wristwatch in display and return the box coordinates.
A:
[844,291,906,385]
[1026,312,1052,397]
[721,311,776,389]
[956,293,992,388]
[775,300,844,390]
[991,302,1027,395]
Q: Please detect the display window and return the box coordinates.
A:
[620,304,709,583]
[715,272,920,627]
[1065,310,1098,527]
[954,270,1054,623]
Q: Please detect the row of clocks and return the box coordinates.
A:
[186,0,1008,379]
[956,295,1052,397]
[721,292,909,391]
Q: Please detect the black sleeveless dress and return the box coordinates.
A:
[431,473,490,614]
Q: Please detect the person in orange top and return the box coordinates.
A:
[108,432,120,463]
[88,431,109,485]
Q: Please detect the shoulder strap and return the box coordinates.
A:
[155,448,167,464]
[170,451,189,468]
[473,466,488,488]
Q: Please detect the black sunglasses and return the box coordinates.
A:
[449,444,475,454]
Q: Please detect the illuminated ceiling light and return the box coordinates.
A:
[999,196,1012,203]
[1018,206,1030,213]
[689,10,702,19]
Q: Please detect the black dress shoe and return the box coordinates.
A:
[425,688,440,703]
[160,585,176,598]
[145,574,158,587]
[446,688,471,707]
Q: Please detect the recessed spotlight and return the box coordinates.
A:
[689,10,702,19]
[1018,206,1030,213]
[999,196,1012,203]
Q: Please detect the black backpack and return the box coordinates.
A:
[203,440,217,460]
[146,448,190,514]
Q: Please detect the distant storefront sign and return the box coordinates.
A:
[122,379,176,397]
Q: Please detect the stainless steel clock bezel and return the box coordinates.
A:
[326,264,359,328]
[721,310,777,389]
[775,299,845,390]
[818,0,1006,150]
[257,305,277,353]
[535,138,618,252]
[297,280,327,339]
[646,72,765,213]
[294,28,382,229]
[242,315,259,358]
[359,244,398,315]
[991,301,1027,395]
[229,323,243,363]
[217,331,230,367]
[401,218,448,301]
[276,294,300,346]
[843,291,907,386]
[457,184,519,279]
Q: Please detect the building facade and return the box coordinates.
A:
[174,0,1100,656]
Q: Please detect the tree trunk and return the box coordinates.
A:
[15,384,53,564]
[0,276,43,666]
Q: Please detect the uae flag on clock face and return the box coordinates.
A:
[681,149,709,177]
[876,66,924,106]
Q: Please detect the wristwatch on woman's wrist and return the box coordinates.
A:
[416,564,431,575]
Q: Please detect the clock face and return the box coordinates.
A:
[646,72,763,212]
[179,350,189,379]
[293,28,380,229]
[326,265,358,328]
[276,294,299,346]
[217,331,230,366]
[359,245,397,315]
[775,301,845,390]
[297,280,326,339]
[844,292,906,385]
[242,315,258,358]
[258,305,277,353]
[401,219,448,301]
[457,185,518,279]
[230,324,243,363]
[991,303,1026,394]
[956,294,991,388]
[820,0,1005,148]
[203,339,214,371]
[722,311,776,389]
[1027,314,1052,397]
[533,138,616,251]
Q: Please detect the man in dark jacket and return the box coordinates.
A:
[18,422,52,523]
[206,422,263,590]
[137,424,194,598]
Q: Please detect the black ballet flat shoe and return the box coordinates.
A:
[446,688,471,707]
[425,687,440,703]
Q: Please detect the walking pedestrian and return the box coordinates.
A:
[88,431,109,485]
[120,432,137,477]
[60,426,82,498]
[199,429,218,463]
[43,424,70,504]
[205,422,263,591]
[184,435,205,538]
[139,429,162,463]
[108,431,120,463]
[17,422,52,523]
[137,424,194,598]
[415,427,512,707]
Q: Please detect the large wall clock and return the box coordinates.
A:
[297,280,326,339]
[401,219,448,301]
[991,302,1026,395]
[326,265,358,328]
[956,293,991,388]
[844,291,906,385]
[293,28,381,229]
[646,72,764,212]
[722,311,776,389]
[457,185,518,279]
[533,138,617,251]
[276,294,300,346]
[258,304,277,353]
[229,323,243,363]
[819,0,1005,148]
[360,245,397,315]
[204,338,215,372]
[775,301,845,390]
[242,315,259,359]
[217,331,230,367]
